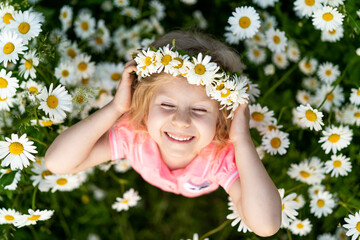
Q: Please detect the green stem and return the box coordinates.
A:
[52,193,71,238]
[32,186,38,210]
[284,183,306,194]
[260,63,298,102]
[27,136,48,148]
[277,106,288,123]
[338,201,354,215]
[109,171,129,186]
[287,229,292,240]
[28,225,39,240]
[200,219,231,240]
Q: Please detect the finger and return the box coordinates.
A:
[124,59,136,68]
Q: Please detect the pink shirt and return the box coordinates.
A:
[109,115,239,197]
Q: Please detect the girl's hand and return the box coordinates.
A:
[110,60,137,115]
[229,103,251,144]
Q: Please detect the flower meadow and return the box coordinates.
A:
[0,0,360,239]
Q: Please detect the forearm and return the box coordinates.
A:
[233,133,281,235]
[45,101,123,173]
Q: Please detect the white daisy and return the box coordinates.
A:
[227,198,252,233]
[310,191,336,218]
[261,129,290,155]
[321,26,344,42]
[154,45,180,74]
[59,5,73,32]
[272,52,289,69]
[299,57,318,75]
[58,40,81,60]
[314,84,344,112]
[287,159,324,185]
[227,6,261,40]
[30,157,53,192]
[324,154,352,177]
[323,0,344,7]
[30,116,63,127]
[308,183,326,198]
[0,168,21,190]
[312,6,344,31]
[193,10,207,29]
[74,12,96,40]
[0,94,16,111]
[263,14,278,30]
[187,53,219,86]
[73,53,95,80]
[0,4,16,29]
[20,79,43,101]
[319,125,353,154]
[15,209,54,228]
[0,31,28,67]
[343,211,360,240]
[349,88,360,105]
[295,104,324,131]
[296,90,312,105]
[258,118,283,136]
[114,0,129,7]
[294,0,323,18]
[266,28,287,53]
[5,10,42,44]
[317,62,340,84]
[247,46,266,65]
[318,233,337,240]
[0,68,18,99]
[335,227,348,240]
[0,208,22,225]
[302,77,320,91]
[293,194,306,209]
[112,188,141,212]
[290,218,312,236]
[88,20,111,53]
[19,50,39,80]
[54,60,77,86]
[246,80,260,102]
[38,83,73,121]
[249,32,267,47]
[346,106,360,126]
[264,64,275,76]
[113,158,132,173]
[278,188,299,228]
[249,103,276,130]
[287,45,301,62]
[45,174,81,192]
[0,133,37,170]
[150,0,165,20]
[121,7,139,20]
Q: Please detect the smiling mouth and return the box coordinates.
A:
[165,132,195,142]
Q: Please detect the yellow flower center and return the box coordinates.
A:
[82,78,89,85]
[81,21,89,30]
[325,70,332,76]
[3,13,14,24]
[333,160,342,168]
[62,11,67,19]
[25,59,33,69]
[111,73,121,81]
[305,109,317,122]
[61,70,69,77]
[297,223,304,229]
[76,95,84,103]
[253,50,260,57]
[56,178,68,185]
[161,55,172,65]
[270,137,281,148]
[282,203,285,210]
[323,13,334,22]
[9,142,24,155]
[268,125,277,131]
[3,42,15,54]
[28,215,41,221]
[78,62,88,71]
[98,89,108,97]
[273,36,281,44]
[47,95,59,109]
[145,56,152,66]
[239,16,251,29]
[357,89,360,96]
[5,215,15,221]
[326,93,334,101]
[353,112,360,118]
[329,29,336,35]
[96,37,103,44]
[221,89,231,98]
[41,170,52,179]
[300,170,310,178]
[6,169,11,174]
[216,83,224,91]
[304,62,311,69]
[356,222,360,232]
[277,56,283,62]
[29,87,38,94]
[174,57,183,69]
[67,49,76,58]
[305,0,315,6]
[0,77,8,88]
[251,112,264,122]
[122,199,129,204]
[317,199,325,208]
[0,97,7,101]
[82,195,90,204]
[194,64,206,75]
[41,120,53,127]
[254,35,260,41]
[328,134,340,143]
[18,22,30,34]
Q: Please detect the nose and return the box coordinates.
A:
[171,108,191,128]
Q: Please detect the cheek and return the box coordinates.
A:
[195,115,218,140]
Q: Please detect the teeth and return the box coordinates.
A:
[167,133,192,141]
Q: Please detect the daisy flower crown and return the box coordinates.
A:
[134,44,250,118]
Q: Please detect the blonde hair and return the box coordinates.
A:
[128,30,243,148]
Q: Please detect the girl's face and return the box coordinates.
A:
[146,75,219,169]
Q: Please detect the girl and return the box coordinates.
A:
[45,30,282,237]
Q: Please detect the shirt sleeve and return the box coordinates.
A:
[108,115,134,161]
[211,144,239,193]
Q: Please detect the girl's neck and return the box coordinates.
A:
[160,151,196,171]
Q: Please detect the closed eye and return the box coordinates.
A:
[192,108,207,113]
[161,103,175,109]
